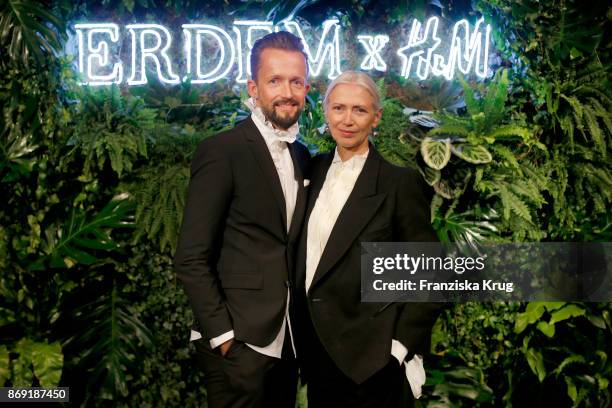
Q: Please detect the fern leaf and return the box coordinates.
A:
[499,184,532,222]
[429,124,470,138]
[483,69,509,126]
[491,145,521,170]
[487,125,532,142]
[582,106,606,157]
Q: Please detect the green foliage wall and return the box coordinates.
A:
[0,0,610,406]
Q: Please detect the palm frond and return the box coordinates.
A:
[34,194,135,270]
[0,0,66,66]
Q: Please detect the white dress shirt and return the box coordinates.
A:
[305,147,426,398]
[190,98,298,359]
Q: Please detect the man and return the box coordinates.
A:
[174,31,311,408]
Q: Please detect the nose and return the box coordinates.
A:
[341,110,354,126]
[280,81,292,98]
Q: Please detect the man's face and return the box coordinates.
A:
[247,48,310,130]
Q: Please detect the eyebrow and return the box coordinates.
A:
[331,102,369,110]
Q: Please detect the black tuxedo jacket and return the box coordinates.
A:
[174,117,310,346]
[293,146,442,384]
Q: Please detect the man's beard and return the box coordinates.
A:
[261,98,303,130]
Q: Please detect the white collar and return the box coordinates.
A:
[332,147,369,170]
[244,97,299,145]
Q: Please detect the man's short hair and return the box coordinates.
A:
[250,31,309,81]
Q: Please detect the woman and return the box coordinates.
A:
[292,71,441,407]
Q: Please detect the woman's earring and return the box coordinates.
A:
[372,129,379,138]
[323,123,329,133]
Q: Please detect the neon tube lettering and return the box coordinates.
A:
[127,24,180,85]
[282,19,342,79]
[233,20,275,83]
[74,23,123,86]
[183,24,236,84]
[357,35,389,72]
[397,17,442,80]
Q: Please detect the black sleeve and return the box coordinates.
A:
[392,168,444,357]
[174,136,233,340]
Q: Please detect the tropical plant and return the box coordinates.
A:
[64,86,154,179]
[0,0,66,66]
[1,0,610,406]
[513,302,612,407]
[130,126,204,254]
[64,285,155,401]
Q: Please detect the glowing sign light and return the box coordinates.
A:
[73,17,493,86]
[444,18,491,79]
[397,17,491,80]
[183,24,236,84]
[397,17,442,80]
[357,35,390,72]
[233,20,275,83]
[75,23,123,85]
[282,19,342,79]
[127,24,180,85]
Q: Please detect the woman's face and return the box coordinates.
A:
[325,83,382,157]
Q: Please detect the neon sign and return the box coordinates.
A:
[73,17,492,86]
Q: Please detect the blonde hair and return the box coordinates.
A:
[323,71,382,111]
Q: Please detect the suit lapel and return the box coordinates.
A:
[287,143,306,243]
[295,152,332,288]
[308,148,387,293]
[243,117,287,233]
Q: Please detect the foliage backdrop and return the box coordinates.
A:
[0,0,610,406]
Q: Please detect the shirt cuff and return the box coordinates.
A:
[391,339,426,399]
[209,330,235,349]
[391,339,409,363]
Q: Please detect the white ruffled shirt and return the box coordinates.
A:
[305,147,426,398]
[190,97,298,359]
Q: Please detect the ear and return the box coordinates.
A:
[247,79,259,102]
[372,109,383,128]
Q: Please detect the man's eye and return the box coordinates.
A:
[292,80,304,87]
[269,79,278,84]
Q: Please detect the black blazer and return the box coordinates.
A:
[175,117,310,346]
[293,145,442,384]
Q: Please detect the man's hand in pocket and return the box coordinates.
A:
[218,338,234,357]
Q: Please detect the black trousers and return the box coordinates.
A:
[193,329,298,408]
[300,317,414,408]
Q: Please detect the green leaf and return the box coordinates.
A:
[549,304,586,324]
[418,166,441,186]
[541,302,566,312]
[499,185,532,222]
[525,348,546,382]
[536,321,555,337]
[0,0,67,66]
[421,137,451,170]
[12,339,33,386]
[587,315,607,329]
[554,355,586,376]
[66,287,154,399]
[565,376,577,402]
[123,0,135,12]
[515,303,546,333]
[0,345,9,386]
[36,194,135,269]
[451,144,493,164]
[487,124,532,142]
[30,342,63,387]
